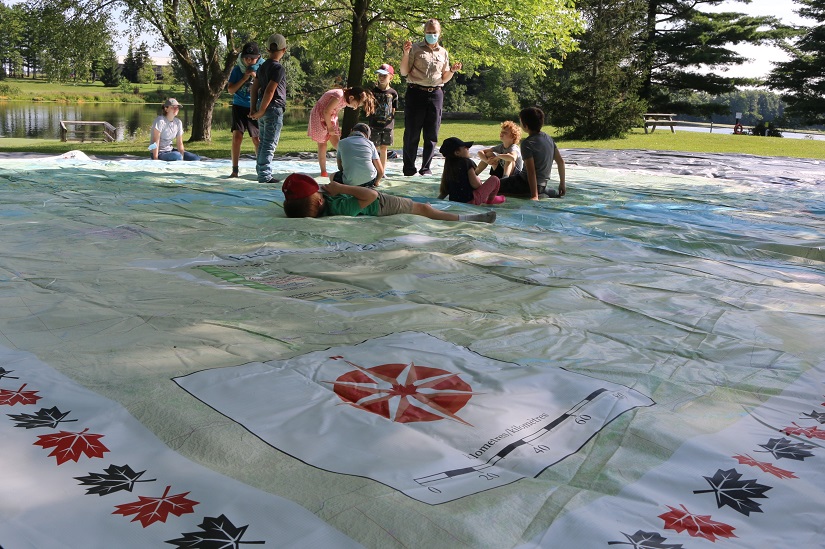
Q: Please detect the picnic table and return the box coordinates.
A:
[643,113,677,134]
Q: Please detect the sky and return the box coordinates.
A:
[704,0,809,79]
[121,0,809,79]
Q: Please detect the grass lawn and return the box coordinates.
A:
[0,77,185,104]
[1,77,824,160]
[2,121,823,160]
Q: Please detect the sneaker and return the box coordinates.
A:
[419,169,432,176]
[486,195,506,205]
[261,177,280,184]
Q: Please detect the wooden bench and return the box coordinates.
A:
[643,113,678,134]
[60,120,116,142]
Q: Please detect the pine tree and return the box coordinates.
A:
[122,39,138,83]
[99,49,122,87]
[546,0,648,139]
[766,0,825,125]
[641,0,795,115]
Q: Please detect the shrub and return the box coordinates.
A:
[0,83,22,96]
[477,86,520,119]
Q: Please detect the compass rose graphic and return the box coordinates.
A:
[325,358,479,425]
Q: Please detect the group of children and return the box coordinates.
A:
[154,35,566,226]
[281,104,566,226]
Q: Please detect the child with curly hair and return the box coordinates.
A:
[475,120,523,178]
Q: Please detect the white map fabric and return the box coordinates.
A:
[0,151,823,548]
[175,332,653,504]
[521,361,825,548]
[0,346,362,548]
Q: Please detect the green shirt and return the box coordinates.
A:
[323,194,380,217]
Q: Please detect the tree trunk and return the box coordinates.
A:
[184,50,235,142]
[341,0,370,137]
[639,0,659,102]
[189,87,220,142]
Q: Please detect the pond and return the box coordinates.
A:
[0,102,310,140]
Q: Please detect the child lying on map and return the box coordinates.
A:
[281,173,496,223]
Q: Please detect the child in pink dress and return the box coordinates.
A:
[307,87,375,178]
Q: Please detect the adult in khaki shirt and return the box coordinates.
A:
[399,19,462,176]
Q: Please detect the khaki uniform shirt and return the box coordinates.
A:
[406,41,449,87]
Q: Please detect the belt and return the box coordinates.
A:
[408,83,442,92]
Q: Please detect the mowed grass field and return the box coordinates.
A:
[2,121,824,160]
[0,77,192,103]
[1,77,824,160]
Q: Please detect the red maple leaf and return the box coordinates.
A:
[34,427,109,465]
[113,485,199,527]
[783,422,825,441]
[0,383,42,406]
[659,504,737,542]
[732,454,797,479]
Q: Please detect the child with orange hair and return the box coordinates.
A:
[475,120,523,178]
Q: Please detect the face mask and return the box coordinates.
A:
[425,33,439,45]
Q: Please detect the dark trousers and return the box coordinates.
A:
[499,170,547,196]
[403,86,443,175]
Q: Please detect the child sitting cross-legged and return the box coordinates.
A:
[437,137,505,206]
[475,120,523,179]
[281,173,496,224]
[498,107,566,200]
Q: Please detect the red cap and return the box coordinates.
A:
[282,173,319,200]
[376,64,395,76]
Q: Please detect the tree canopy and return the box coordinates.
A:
[546,0,648,139]
[641,0,795,116]
[0,0,114,82]
[116,0,259,140]
[766,0,825,125]
[266,0,583,134]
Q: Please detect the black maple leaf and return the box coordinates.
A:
[756,437,816,461]
[608,529,683,548]
[7,406,76,429]
[801,410,825,424]
[693,468,772,516]
[74,464,156,496]
[0,367,19,381]
[165,514,265,548]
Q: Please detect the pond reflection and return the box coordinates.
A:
[0,102,308,140]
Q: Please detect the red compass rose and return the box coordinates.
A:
[325,359,478,425]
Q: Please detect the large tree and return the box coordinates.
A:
[0,2,26,78]
[766,0,825,125]
[273,0,583,133]
[14,0,113,83]
[122,39,152,83]
[117,0,258,141]
[641,0,794,115]
[546,0,648,139]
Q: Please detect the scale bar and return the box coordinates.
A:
[414,388,609,486]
